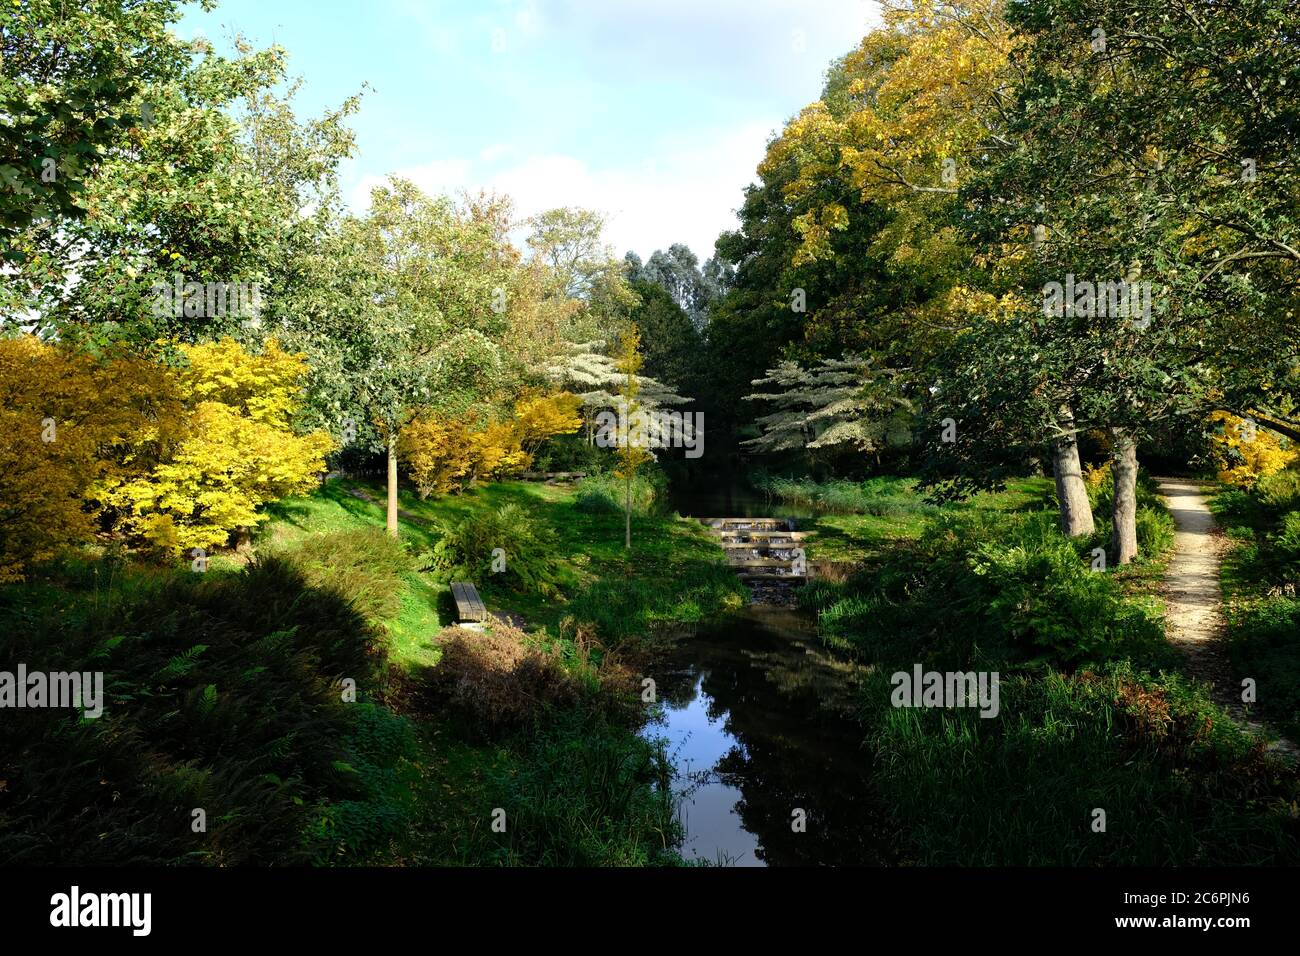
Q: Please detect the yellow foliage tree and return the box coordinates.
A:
[400,392,581,498]
[513,392,583,457]
[1209,413,1298,487]
[98,338,334,554]
[400,415,478,497]
[0,336,179,580]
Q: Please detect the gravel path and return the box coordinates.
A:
[1155,477,1295,757]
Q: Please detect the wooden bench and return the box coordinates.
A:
[450,582,488,623]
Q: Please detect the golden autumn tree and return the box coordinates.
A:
[97,338,334,555]
[400,392,581,498]
[1209,413,1299,488]
[0,336,180,581]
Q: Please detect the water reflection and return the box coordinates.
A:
[647,607,895,866]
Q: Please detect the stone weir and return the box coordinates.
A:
[698,517,808,586]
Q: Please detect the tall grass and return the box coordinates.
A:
[573,471,667,516]
[277,527,414,625]
[754,473,937,517]
[868,665,1300,864]
[485,709,683,866]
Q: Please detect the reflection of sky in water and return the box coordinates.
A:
[644,606,888,867]
[658,672,765,867]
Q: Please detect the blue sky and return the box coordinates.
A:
[179,0,882,261]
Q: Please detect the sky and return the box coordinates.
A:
[178,0,882,262]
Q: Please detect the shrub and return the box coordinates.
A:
[400,393,581,498]
[97,338,334,555]
[425,620,580,735]
[423,503,562,596]
[530,431,607,475]
[1258,467,1300,512]
[1208,412,1298,487]
[1134,504,1176,556]
[1268,511,1300,580]
[0,336,181,580]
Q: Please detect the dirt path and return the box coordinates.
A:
[1155,477,1295,756]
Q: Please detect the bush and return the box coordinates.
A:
[1267,511,1300,580]
[424,621,580,736]
[1134,505,1177,556]
[281,527,414,625]
[868,665,1300,864]
[423,503,563,596]
[1258,467,1300,511]
[530,431,607,475]
[0,556,409,865]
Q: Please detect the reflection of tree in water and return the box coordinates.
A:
[665,616,897,866]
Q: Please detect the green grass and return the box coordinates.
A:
[869,665,1300,865]
[1212,479,1300,741]
[2,473,717,867]
[259,476,746,661]
[794,471,1300,865]
[797,476,1055,564]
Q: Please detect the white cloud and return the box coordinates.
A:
[350,120,776,262]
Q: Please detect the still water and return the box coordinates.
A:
[647,607,895,866]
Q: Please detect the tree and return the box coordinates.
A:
[5,28,361,351]
[612,328,654,549]
[626,278,700,388]
[743,357,913,465]
[0,0,194,262]
[626,243,725,329]
[0,335,177,580]
[95,338,333,554]
[947,0,1300,562]
[546,339,690,446]
[286,179,522,535]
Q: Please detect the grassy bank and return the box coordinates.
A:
[802,471,1300,865]
[1212,469,1300,742]
[0,473,744,866]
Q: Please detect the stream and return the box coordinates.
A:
[646,471,894,866]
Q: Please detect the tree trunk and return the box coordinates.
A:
[1051,412,1095,537]
[624,474,631,549]
[386,434,399,538]
[1110,428,1138,565]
